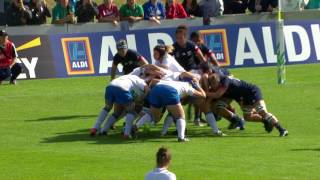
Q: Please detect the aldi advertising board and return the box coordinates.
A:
[11,20,320,79]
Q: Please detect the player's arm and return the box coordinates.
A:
[110,63,117,80]
[179,71,198,81]
[200,73,210,92]
[10,44,18,68]
[207,51,219,66]
[195,46,206,63]
[191,81,206,98]
[206,86,227,99]
[138,56,149,66]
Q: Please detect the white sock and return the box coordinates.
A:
[93,108,109,130]
[176,118,186,139]
[124,113,136,136]
[161,115,174,135]
[136,113,152,129]
[100,114,117,133]
[205,112,219,133]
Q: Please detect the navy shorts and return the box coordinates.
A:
[105,86,133,105]
[148,84,180,108]
[0,68,10,81]
[242,86,263,106]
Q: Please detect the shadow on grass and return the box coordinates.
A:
[40,127,277,145]
[26,115,96,122]
[291,148,320,152]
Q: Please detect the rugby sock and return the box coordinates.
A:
[124,113,136,136]
[275,122,285,132]
[136,113,152,129]
[161,115,174,135]
[194,111,201,122]
[100,114,117,133]
[205,113,219,133]
[93,108,109,130]
[176,118,186,139]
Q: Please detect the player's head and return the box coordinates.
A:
[208,73,221,89]
[153,44,173,60]
[116,39,128,57]
[156,146,172,168]
[0,30,8,45]
[190,31,202,45]
[175,25,188,46]
[199,61,213,74]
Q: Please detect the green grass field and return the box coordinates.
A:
[0,64,320,179]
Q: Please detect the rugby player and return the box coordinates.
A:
[134,79,206,142]
[206,74,289,137]
[110,39,148,80]
[90,75,150,138]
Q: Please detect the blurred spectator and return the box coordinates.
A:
[248,0,277,13]
[119,0,144,23]
[199,0,223,25]
[223,0,248,14]
[305,0,320,9]
[69,0,78,10]
[0,1,6,25]
[6,0,32,26]
[75,0,99,23]
[281,0,305,11]
[165,0,188,19]
[28,0,51,25]
[182,0,202,17]
[143,0,165,24]
[97,0,120,25]
[52,0,76,24]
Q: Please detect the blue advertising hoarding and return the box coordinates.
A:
[47,20,320,78]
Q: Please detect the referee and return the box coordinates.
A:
[0,30,22,85]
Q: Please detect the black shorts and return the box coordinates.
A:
[241,86,263,106]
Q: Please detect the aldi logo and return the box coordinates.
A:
[198,29,230,66]
[61,37,94,75]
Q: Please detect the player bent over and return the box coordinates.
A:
[199,62,245,130]
[90,75,149,138]
[207,74,288,137]
[135,79,206,142]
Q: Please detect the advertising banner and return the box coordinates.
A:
[10,35,56,79]
[8,19,320,79]
[50,20,320,78]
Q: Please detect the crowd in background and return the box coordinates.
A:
[1,0,320,26]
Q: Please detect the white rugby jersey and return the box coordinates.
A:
[157,80,195,98]
[155,54,185,73]
[145,168,176,180]
[109,75,146,98]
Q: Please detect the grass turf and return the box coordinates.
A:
[0,64,320,179]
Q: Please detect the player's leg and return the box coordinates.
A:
[90,86,115,135]
[193,103,205,126]
[201,98,225,136]
[161,113,174,136]
[100,103,124,135]
[123,102,137,138]
[214,99,244,130]
[166,103,189,142]
[0,67,11,85]
[10,63,22,84]
[254,100,288,136]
